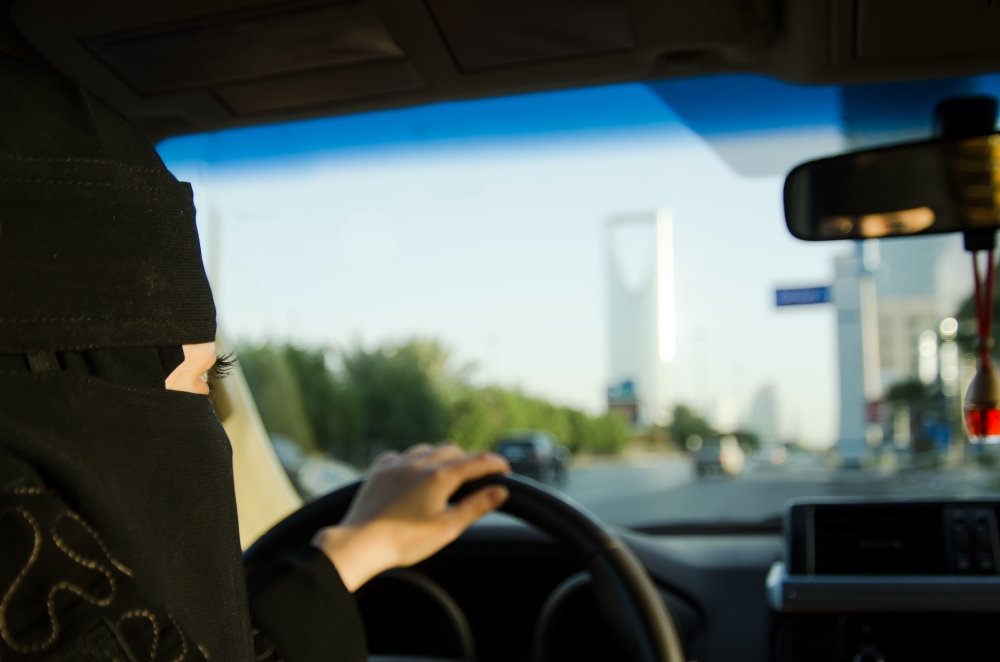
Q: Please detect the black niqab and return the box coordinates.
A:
[0,54,253,659]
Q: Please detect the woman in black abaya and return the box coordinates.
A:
[0,54,509,661]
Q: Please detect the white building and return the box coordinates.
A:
[745,384,780,444]
[606,211,675,427]
[876,237,967,386]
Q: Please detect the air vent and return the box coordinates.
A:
[812,506,947,575]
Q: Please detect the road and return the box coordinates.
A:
[298,449,999,528]
[543,453,995,527]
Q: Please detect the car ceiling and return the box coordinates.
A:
[3,0,1000,142]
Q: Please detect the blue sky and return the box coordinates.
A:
[159,74,987,447]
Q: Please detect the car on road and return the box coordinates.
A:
[12,2,1000,660]
[746,445,789,473]
[494,430,568,484]
[693,435,746,478]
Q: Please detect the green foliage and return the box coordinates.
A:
[236,338,627,462]
[732,429,761,452]
[340,343,447,452]
[282,345,365,459]
[883,377,956,455]
[236,344,317,452]
[885,378,931,404]
[665,404,716,447]
[589,413,630,454]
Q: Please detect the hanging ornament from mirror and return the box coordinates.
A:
[964,249,1000,444]
[965,354,1000,443]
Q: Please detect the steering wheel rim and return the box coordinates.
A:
[244,474,684,662]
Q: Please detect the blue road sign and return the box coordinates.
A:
[775,286,832,307]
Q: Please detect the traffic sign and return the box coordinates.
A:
[775,286,832,307]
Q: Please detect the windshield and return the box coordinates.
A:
[160,73,1000,529]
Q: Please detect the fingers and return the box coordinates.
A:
[373,450,401,466]
[442,485,509,535]
[413,443,465,468]
[369,443,435,473]
[369,444,510,493]
[439,452,510,485]
[404,443,435,459]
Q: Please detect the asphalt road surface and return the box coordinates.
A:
[541,453,994,528]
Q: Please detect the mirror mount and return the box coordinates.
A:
[934,97,998,253]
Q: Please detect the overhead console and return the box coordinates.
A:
[769,499,1000,661]
[9,0,775,140]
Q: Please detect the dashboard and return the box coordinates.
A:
[355,520,781,662]
[357,501,1000,662]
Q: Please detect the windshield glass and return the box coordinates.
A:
[160,73,1000,529]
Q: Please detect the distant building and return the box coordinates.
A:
[606,211,675,427]
[745,384,779,443]
[876,237,966,387]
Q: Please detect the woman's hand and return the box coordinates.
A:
[311,443,510,591]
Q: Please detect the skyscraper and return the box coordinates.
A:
[606,210,675,427]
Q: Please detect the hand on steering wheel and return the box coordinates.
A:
[312,444,511,591]
[245,445,686,662]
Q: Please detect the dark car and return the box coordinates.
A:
[494,431,568,484]
[691,435,747,478]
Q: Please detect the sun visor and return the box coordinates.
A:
[426,0,633,71]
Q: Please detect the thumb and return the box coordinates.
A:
[443,486,509,534]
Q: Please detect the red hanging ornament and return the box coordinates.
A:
[964,249,1000,444]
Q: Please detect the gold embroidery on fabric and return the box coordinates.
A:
[10,487,44,496]
[2,495,209,660]
[168,615,188,662]
[54,511,133,577]
[50,515,118,600]
[0,506,43,652]
[2,507,120,653]
[119,609,160,661]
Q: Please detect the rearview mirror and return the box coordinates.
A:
[784,133,1000,241]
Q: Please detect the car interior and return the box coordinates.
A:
[5,1,1000,661]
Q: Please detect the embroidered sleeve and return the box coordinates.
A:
[246,546,367,662]
[0,449,210,661]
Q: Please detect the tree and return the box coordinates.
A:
[282,345,364,460]
[665,404,716,448]
[884,377,951,455]
[340,343,447,457]
[732,429,761,452]
[236,343,317,452]
[239,337,633,462]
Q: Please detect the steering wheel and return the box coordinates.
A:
[244,474,684,662]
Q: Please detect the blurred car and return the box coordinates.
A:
[494,430,568,484]
[296,456,360,499]
[748,445,789,472]
[270,435,359,499]
[693,435,746,478]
